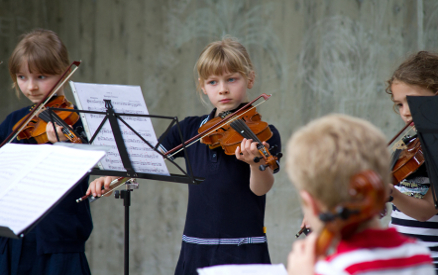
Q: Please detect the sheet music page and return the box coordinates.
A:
[0,143,106,235]
[197,264,288,275]
[70,82,169,175]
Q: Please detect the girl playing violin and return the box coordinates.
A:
[87,36,282,274]
[0,29,92,275]
[286,114,434,275]
[386,51,438,272]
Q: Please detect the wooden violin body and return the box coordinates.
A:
[197,99,281,172]
[391,135,424,184]
[12,96,82,144]
[198,106,272,155]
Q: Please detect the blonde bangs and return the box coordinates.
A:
[197,47,248,81]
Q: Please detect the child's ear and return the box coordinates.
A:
[247,71,255,89]
[300,190,322,216]
[198,78,207,95]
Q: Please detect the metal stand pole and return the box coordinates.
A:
[116,188,132,275]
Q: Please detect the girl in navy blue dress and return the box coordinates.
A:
[88,37,281,274]
[0,29,92,275]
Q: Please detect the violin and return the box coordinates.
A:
[76,93,281,203]
[388,123,424,184]
[12,95,84,144]
[198,102,281,172]
[313,170,386,256]
[0,61,81,148]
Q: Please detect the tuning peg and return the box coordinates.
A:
[253,156,263,163]
[259,164,269,171]
[268,145,278,152]
[275,152,283,160]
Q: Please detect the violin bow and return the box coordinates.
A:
[0,61,81,148]
[165,93,272,158]
[387,122,413,147]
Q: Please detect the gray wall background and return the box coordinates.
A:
[1,0,437,274]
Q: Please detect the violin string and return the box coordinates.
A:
[39,110,74,137]
[230,119,262,143]
[39,110,69,130]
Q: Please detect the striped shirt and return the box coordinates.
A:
[390,166,438,271]
[315,228,434,275]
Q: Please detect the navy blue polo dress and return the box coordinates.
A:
[0,105,92,275]
[159,108,281,275]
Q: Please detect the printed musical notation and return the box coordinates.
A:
[70,82,169,175]
[0,144,105,235]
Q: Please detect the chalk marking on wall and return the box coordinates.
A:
[142,0,287,109]
[296,15,389,121]
[424,2,438,50]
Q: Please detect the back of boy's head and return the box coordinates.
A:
[386,51,438,97]
[9,28,70,95]
[195,36,254,92]
[286,114,390,210]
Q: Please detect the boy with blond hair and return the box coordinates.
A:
[286,114,434,275]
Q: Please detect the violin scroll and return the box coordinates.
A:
[315,170,386,256]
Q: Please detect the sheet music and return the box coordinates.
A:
[197,264,288,275]
[0,143,105,235]
[70,81,169,175]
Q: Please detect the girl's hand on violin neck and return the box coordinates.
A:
[46,121,69,143]
[287,233,317,275]
[237,139,275,195]
[235,138,266,165]
[87,176,118,197]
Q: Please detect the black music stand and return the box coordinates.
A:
[47,100,204,275]
[47,100,204,183]
[407,96,438,208]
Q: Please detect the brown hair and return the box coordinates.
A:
[194,36,254,103]
[286,114,390,210]
[8,29,70,97]
[386,51,438,102]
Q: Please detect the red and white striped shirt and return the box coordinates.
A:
[315,228,434,275]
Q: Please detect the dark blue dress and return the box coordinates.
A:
[0,105,93,275]
[159,108,281,275]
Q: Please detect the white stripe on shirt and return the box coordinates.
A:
[321,242,430,271]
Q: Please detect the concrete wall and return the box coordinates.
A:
[1,0,437,274]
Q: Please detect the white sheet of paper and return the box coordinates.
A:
[0,143,106,235]
[70,81,169,175]
[197,264,288,275]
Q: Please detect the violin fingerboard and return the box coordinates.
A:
[230,119,261,143]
